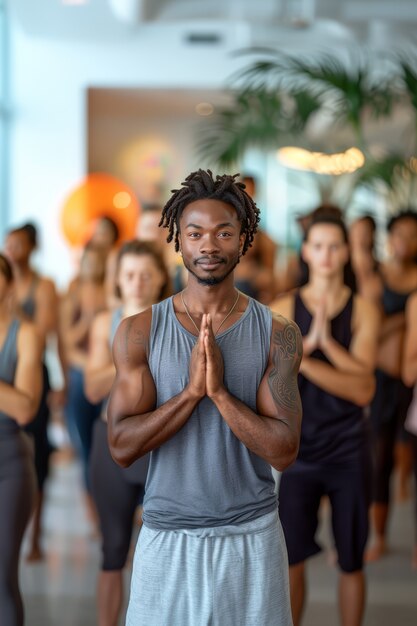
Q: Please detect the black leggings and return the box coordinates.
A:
[90,420,148,571]
[370,370,413,503]
[24,363,51,490]
[0,424,36,626]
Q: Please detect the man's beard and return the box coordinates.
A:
[183,254,240,286]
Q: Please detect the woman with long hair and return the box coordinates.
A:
[0,253,42,625]
[60,241,108,526]
[4,223,60,561]
[85,240,170,626]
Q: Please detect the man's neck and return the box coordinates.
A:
[183,276,238,314]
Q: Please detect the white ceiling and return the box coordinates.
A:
[9,0,417,50]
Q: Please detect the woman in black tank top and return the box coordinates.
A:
[0,253,43,626]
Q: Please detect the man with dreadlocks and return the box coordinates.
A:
[108,169,302,626]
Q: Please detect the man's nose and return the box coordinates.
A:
[200,234,220,254]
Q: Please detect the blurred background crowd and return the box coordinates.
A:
[1,1,417,625]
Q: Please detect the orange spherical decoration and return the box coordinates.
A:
[61,173,140,247]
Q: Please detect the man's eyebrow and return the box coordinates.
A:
[184,222,236,229]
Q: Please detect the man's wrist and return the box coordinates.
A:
[183,385,205,403]
[209,386,229,406]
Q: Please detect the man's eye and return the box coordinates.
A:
[219,232,231,238]
[188,233,200,238]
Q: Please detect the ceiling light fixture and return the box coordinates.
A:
[277,146,365,175]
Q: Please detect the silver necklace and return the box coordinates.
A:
[180,290,240,336]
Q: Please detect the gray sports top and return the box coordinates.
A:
[101,307,123,420]
[0,319,20,426]
[111,308,123,345]
[142,296,277,530]
[20,276,39,320]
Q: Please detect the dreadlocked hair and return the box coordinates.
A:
[159,169,261,255]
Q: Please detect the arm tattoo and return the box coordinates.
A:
[268,319,302,415]
[124,318,146,363]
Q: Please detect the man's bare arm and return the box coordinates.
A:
[108,310,206,467]
[207,315,302,472]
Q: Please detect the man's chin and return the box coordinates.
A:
[196,275,224,286]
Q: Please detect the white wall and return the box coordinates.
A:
[7,19,250,287]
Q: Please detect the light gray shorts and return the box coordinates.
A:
[126,509,292,626]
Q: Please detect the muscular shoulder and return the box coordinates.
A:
[112,308,153,367]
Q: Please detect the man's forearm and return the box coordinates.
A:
[210,388,299,471]
[108,386,202,467]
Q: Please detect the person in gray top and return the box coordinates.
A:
[0,253,42,626]
[108,169,303,626]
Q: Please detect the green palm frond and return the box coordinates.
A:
[232,51,394,142]
[397,57,417,109]
[196,90,285,168]
[287,89,323,132]
[281,54,394,136]
[357,155,412,191]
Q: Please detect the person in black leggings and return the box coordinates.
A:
[366,210,417,561]
[402,290,417,568]
[4,223,62,561]
[271,215,380,626]
[0,253,43,626]
[84,240,170,626]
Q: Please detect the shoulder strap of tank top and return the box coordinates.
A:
[294,290,310,321]
[0,318,20,361]
[109,308,123,347]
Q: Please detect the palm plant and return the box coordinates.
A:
[197,85,322,168]
[396,56,417,151]
[197,48,395,167]
[197,89,286,168]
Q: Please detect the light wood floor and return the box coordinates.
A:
[20,456,417,625]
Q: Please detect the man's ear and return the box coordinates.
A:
[238,233,246,257]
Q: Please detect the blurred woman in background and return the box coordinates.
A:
[367,210,417,560]
[4,223,60,561]
[85,240,170,626]
[402,290,417,568]
[60,241,107,528]
[0,253,42,625]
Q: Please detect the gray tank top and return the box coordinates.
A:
[143,296,277,530]
[110,308,123,344]
[20,276,39,320]
[100,307,123,420]
[0,319,20,425]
